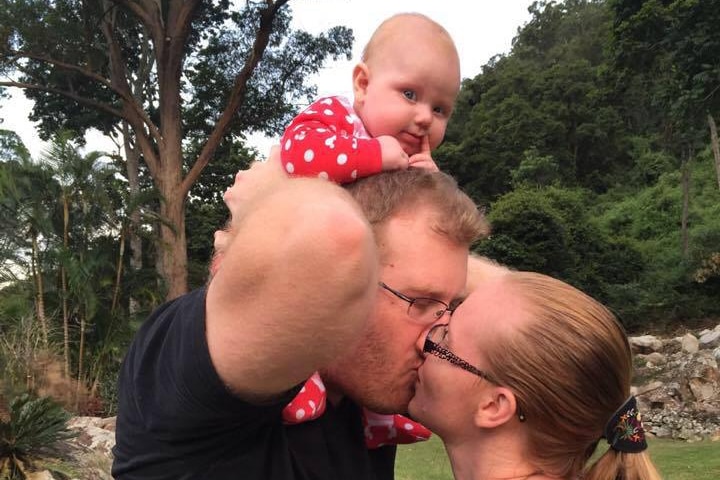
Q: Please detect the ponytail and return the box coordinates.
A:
[585,449,662,480]
[585,396,661,480]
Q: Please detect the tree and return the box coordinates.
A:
[42,133,119,380]
[611,0,720,256]
[438,0,627,205]
[185,140,255,288]
[0,155,59,346]
[0,0,353,298]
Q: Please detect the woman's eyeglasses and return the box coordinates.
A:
[423,324,526,422]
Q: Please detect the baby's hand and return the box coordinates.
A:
[408,136,439,171]
[378,135,410,171]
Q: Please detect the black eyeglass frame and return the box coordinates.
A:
[378,281,455,322]
[423,324,527,422]
[423,324,498,383]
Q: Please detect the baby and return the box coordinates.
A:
[280,12,461,182]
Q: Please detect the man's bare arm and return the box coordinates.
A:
[206,162,377,402]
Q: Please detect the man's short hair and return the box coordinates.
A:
[345,169,489,246]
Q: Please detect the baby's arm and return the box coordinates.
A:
[281,97,382,184]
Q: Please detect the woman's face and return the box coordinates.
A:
[408,277,526,439]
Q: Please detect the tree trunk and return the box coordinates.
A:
[680,146,692,259]
[122,121,143,314]
[75,310,86,409]
[97,1,286,300]
[708,113,720,190]
[112,228,125,313]
[62,193,70,378]
[30,231,48,347]
[157,179,188,300]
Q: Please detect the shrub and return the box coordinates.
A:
[0,393,75,479]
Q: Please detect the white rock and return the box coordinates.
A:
[629,334,663,352]
[699,330,720,349]
[681,333,700,354]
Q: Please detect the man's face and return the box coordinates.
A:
[323,206,469,413]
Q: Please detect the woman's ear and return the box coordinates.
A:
[473,387,518,429]
[352,62,370,105]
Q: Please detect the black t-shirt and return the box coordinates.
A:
[112,288,396,480]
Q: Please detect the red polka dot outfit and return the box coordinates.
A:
[280,96,383,183]
[282,373,431,449]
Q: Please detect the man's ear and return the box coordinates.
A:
[473,387,518,429]
[352,62,370,105]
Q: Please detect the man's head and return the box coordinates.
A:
[322,169,488,413]
[352,13,461,156]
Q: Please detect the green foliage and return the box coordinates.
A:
[440,0,628,204]
[511,148,562,188]
[185,140,256,288]
[476,185,644,316]
[0,130,30,163]
[186,5,354,139]
[0,393,75,479]
[611,0,720,146]
[595,149,720,326]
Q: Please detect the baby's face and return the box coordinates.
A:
[354,19,460,156]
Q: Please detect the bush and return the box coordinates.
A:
[0,393,75,479]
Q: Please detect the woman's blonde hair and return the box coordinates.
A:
[483,271,661,480]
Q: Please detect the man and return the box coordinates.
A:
[112,149,488,479]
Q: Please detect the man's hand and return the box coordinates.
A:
[408,136,439,171]
[378,135,410,171]
[211,147,288,278]
[223,146,287,221]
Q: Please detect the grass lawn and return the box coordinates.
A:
[395,435,720,480]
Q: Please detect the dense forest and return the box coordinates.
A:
[0,0,718,419]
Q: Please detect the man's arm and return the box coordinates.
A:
[206,159,378,402]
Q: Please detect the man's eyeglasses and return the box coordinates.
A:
[424,324,527,422]
[378,282,455,323]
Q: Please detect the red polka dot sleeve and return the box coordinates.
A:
[280,96,383,184]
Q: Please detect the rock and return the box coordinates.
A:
[634,381,664,396]
[649,424,673,438]
[26,472,55,480]
[681,333,699,354]
[629,334,663,353]
[699,330,720,349]
[67,416,116,458]
[645,352,667,366]
[678,425,704,442]
[688,377,717,402]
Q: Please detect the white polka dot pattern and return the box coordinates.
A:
[278,95,383,183]
[281,372,432,449]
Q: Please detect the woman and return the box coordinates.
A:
[409,270,661,480]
